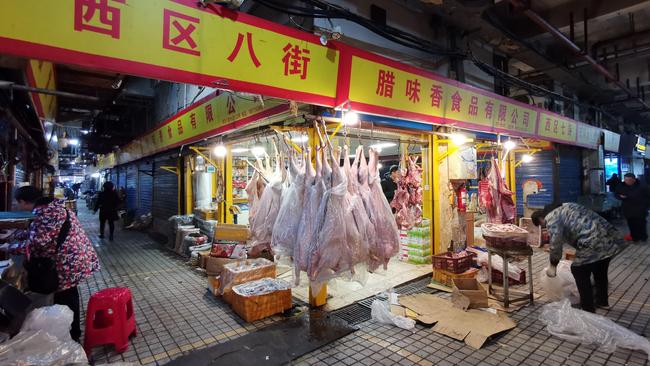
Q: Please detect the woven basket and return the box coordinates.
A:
[231,288,292,322]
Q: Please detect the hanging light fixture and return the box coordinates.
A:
[251,138,266,157]
[521,154,534,163]
[503,140,516,150]
[450,133,467,146]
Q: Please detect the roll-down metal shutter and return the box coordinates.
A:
[515,150,555,216]
[138,161,153,215]
[126,164,138,211]
[117,166,126,192]
[152,158,179,221]
[558,146,582,204]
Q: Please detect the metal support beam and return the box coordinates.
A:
[508,1,650,111]
[0,81,100,102]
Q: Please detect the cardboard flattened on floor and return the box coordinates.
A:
[398,293,516,349]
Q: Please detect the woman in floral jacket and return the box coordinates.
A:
[7,186,99,342]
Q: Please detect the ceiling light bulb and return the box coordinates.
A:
[450,133,466,146]
[251,146,266,157]
[503,140,516,150]
[521,154,533,163]
[369,142,396,150]
[68,139,79,146]
[214,144,227,157]
[231,148,249,153]
[342,111,359,126]
[91,173,100,178]
[377,163,383,169]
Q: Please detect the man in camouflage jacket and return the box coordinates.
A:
[532,203,625,312]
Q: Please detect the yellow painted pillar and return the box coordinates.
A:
[224,148,234,224]
[508,151,517,207]
[177,157,182,215]
[422,134,434,255]
[184,155,193,215]
[432,135,442,255]
[307,126,327,307]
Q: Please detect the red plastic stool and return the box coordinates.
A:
[84,287,136,355]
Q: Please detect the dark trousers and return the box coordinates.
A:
[626,216,647,241]
[571,258,611,313]
[54,286,81,342]
[99,216,115,238]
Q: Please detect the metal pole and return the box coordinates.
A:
[0,81,100,102]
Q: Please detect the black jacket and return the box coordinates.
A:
[96,190,120,220]
[381,177,397,202]
[615,181,650,218]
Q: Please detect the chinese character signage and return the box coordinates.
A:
[1,0,339,106]
[25,60,57,121]
[1,0,603,150]
[116,92,288,164]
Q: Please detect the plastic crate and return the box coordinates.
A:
[484,236,529,250]
[490,268,526,285]
[432,251,476,274]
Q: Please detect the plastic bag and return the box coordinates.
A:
[540,299,650,359]
[371,297,415,331]
[539,260,579,303]
[20,305,72,341]
[0,329,88,365]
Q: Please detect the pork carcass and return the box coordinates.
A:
[249,152,286,252]
[271,150,306,257]
[294,147,319,284]
[342,145,369,269]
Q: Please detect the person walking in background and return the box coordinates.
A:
[3,186,99,342]
[95,181,119,241]
[615,173,650,242]
[606,173,621,193]
[381,165,400,202]
[532,203,625,312]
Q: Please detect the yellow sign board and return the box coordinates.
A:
[0,0,338,106]
[25,60,57,121]
[114,92,287,164]
[347,56,538,137]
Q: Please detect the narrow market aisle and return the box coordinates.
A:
[75,206,280,366]
[295,240,650,366]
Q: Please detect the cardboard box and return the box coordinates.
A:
[207,276,220,296]
[218,258,276,295]
[198,250,211,269]
[399,293,516,349]
[452,278,488,310]
[214,224,250,242]
[205,257,238,276]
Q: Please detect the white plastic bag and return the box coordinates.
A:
[539,260,580,304]
[371,295,415,331]
[539,299,650,359]
[20,305,73,341]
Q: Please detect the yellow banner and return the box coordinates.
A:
[1,0,338,105]
[538,112,577,143]
[114,92,286,164]
[348,56,537,135]
[26,60,57,121]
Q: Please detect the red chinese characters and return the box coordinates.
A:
[497,104,507,126]
[177,120,184,135]
[553,119,559,133]
[227,32,261,68]
[405,79,421,103]
[205,104,214,123]
[468,96,479,116]
[227,94,237,114]
[163,9,200,56]
[451,91,462,113]
[282,43,310,80]
[376,70,395,98]
[509,109,518,128]
[190,113,197,129]
[158,130,164,143]
[167,125,173,139]
[544,118,551,132]
[74,0,126,39]
[430,85,443,108]
[522,111,530,127]
[485,100,494,120]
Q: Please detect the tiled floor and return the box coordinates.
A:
[76,205,650,366]
[77,208,283,365]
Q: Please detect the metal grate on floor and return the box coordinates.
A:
[330,303,372,325]
[353,274,436,310]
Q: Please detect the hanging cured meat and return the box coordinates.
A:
[484,158,515,224]
[391,153,423,230]
[271,150,306,257]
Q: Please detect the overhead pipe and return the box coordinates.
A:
[508,1,650,110]
[0,81,101,102]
